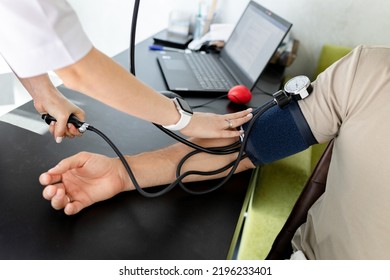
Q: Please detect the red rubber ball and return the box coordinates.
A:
[227,85,252,104]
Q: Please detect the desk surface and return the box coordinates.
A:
[0,37,282,260]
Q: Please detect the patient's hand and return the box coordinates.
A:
[39,136,256,215]
[39,152,128,215]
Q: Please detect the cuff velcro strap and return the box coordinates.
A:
[243,101,317,165]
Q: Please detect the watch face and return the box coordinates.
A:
[176,98,193,114]
[284,75,310,93]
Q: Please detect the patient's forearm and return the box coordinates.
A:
[121,138,256,191]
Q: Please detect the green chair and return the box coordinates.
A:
[314,44,352,77]
[236,44,352,260]
[309,44,353,165]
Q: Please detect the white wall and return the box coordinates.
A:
[217,0,390,79]
[69,0,388,77]
[67,0,175,56]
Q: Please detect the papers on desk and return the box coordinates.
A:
[187,23,234,51]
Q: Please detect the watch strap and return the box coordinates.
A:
[162,98,193,131]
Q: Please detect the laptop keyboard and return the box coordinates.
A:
[185,53,235,90]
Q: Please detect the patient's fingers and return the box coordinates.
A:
[39,172,62,186]
[42,184,63,200]
[47,152,90,174]
[50,188,69,210]
[64,201,84,216]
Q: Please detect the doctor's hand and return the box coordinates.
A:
[39,152,128,215]
[180,108,253,139]
[18,74,85,143]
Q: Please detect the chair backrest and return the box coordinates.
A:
[314,44,352,78]
[265,139,334,260]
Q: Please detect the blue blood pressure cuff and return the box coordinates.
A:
[243,100,317,165]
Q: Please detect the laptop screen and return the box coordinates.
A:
[220,1,292,89]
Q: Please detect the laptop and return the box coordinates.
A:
[156,1,292,95]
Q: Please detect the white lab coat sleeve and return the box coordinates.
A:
[0,0,93,77]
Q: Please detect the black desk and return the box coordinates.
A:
[0,37,283,260]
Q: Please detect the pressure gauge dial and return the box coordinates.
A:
[284,75,313,100]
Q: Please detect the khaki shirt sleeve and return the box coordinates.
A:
[297,46,363,143]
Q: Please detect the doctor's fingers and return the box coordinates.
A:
[49,121,81,143]
[224,108,253,118]
[222,111,253,129]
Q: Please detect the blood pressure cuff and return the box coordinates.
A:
[243,101,317,165]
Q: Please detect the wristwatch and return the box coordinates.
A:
[162,97,193,131]
[284,75,313,100]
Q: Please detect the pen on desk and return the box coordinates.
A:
[148,45,186,53]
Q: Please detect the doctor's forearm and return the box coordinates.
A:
[54,47,180,126]
[18,73,58,109]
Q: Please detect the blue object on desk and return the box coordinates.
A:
[149,44,185,53]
